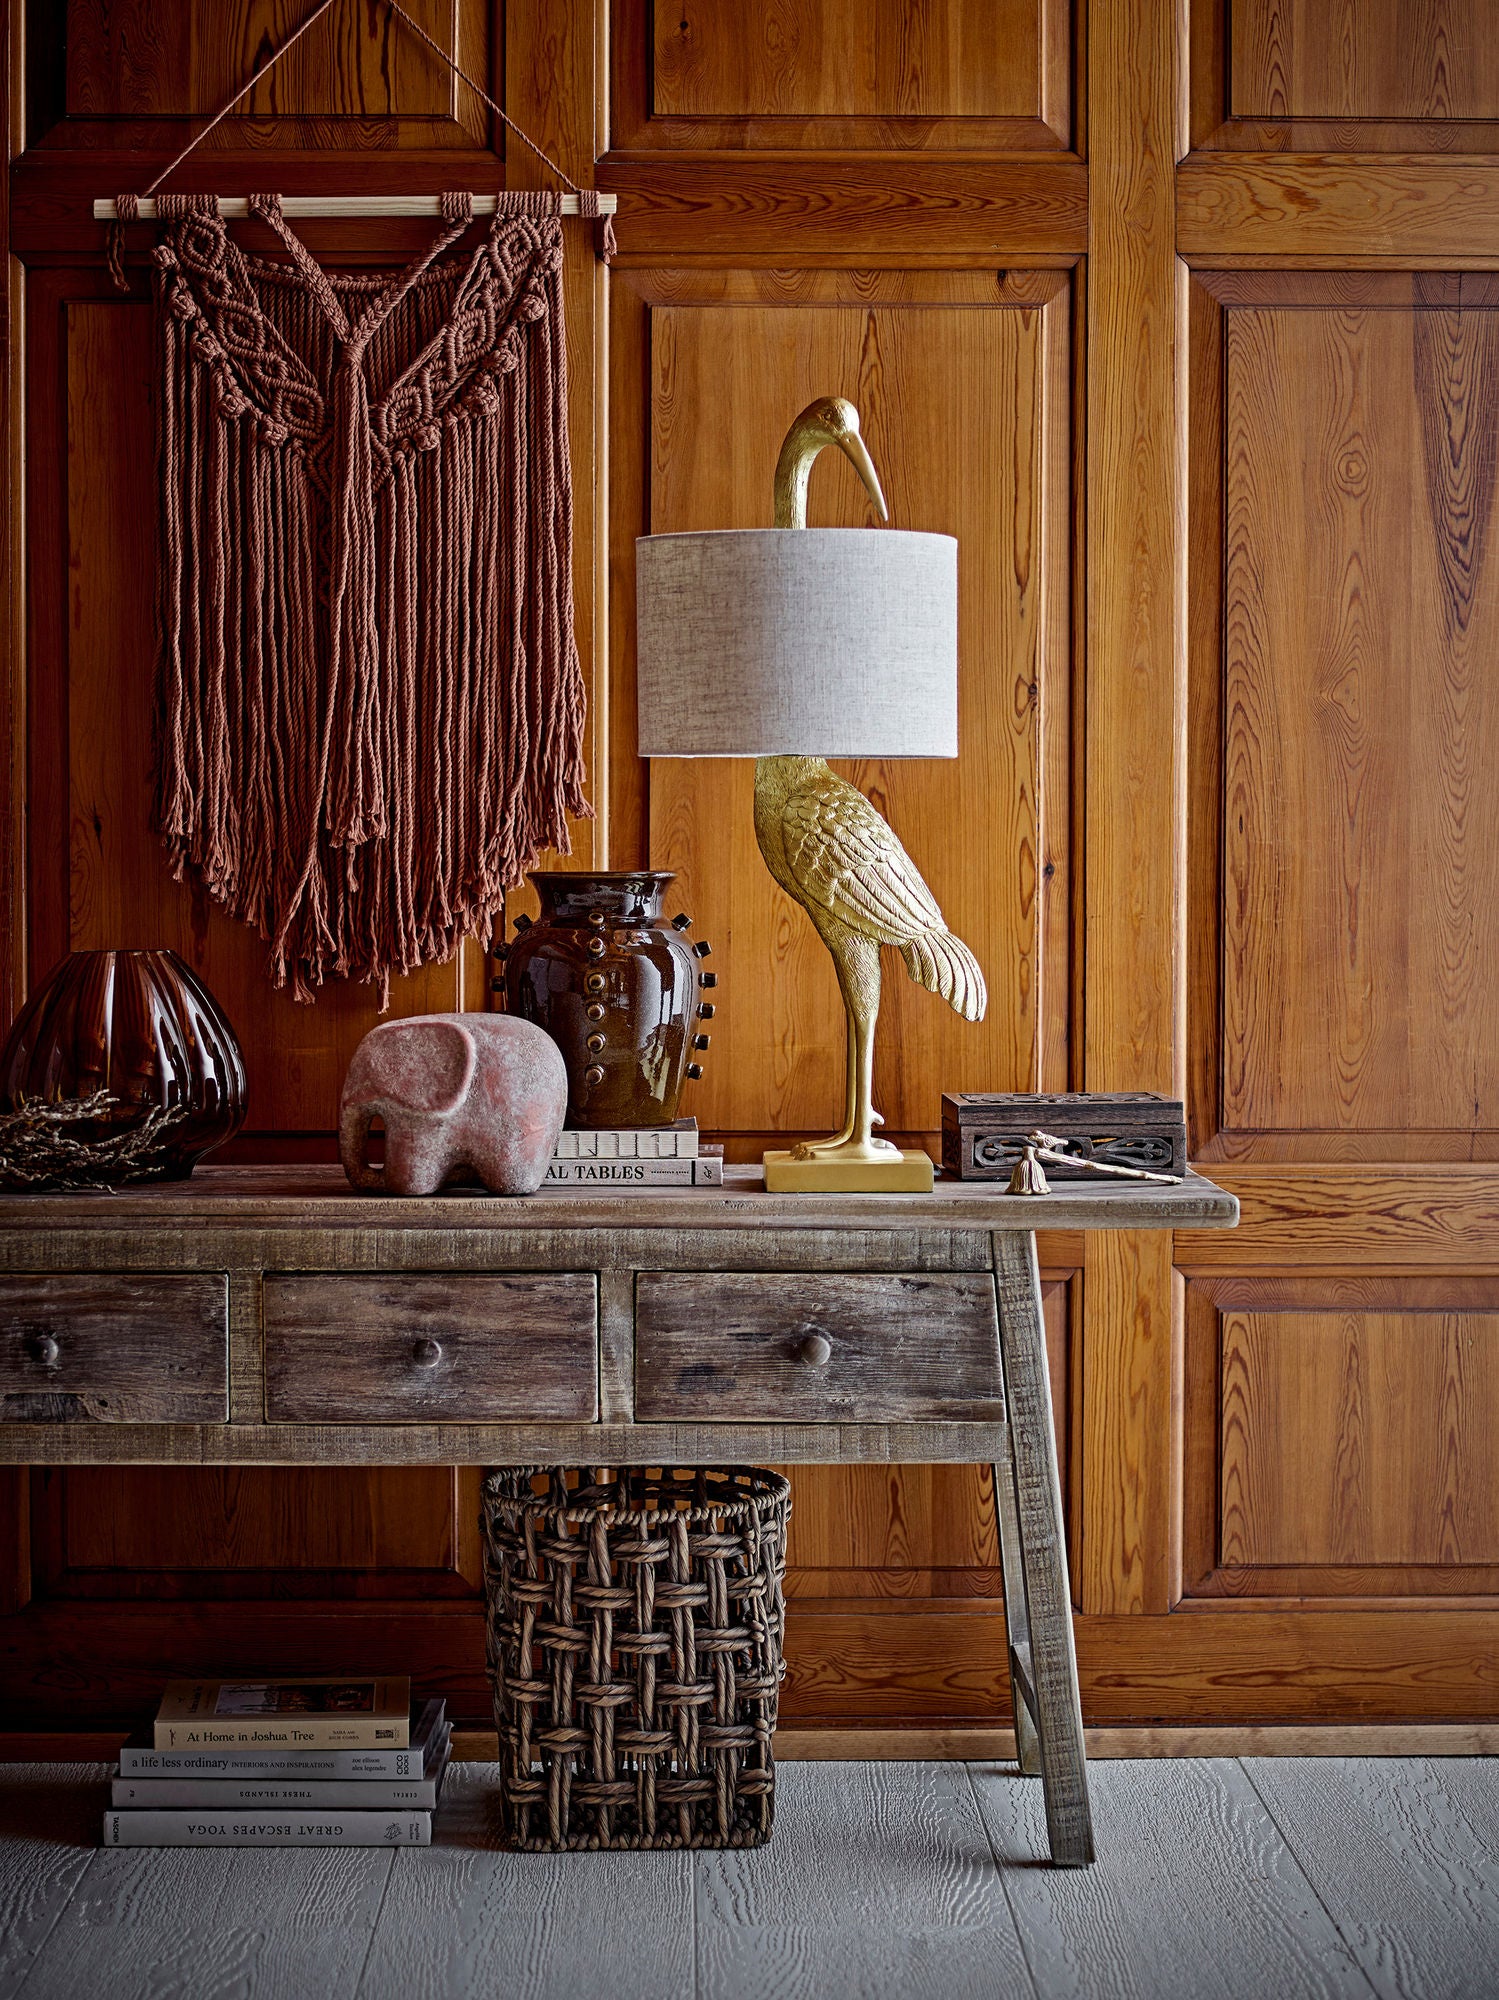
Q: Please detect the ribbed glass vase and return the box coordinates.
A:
[0,948,247,1181]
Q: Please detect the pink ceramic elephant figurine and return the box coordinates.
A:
[339,1014,567,1196]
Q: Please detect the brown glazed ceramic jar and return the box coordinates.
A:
[500,872,715,1129]
[0,948,247,1180]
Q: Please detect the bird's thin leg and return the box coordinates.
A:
[797,941,898,1163]
[850,996,879,1150]
[793,1004,857,1154]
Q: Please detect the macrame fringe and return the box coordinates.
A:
[149,193,589,1003]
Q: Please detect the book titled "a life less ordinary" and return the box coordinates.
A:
[153,1677,412,1751]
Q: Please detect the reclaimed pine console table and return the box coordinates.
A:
[0,1164,1237,1868]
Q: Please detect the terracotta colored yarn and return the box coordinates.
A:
[145,191,588,1001]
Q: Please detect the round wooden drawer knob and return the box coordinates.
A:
[28,1333,60,1366]
[584,1064,606,1085]
[795,1330,832,1368]
[411,1337,444,1368]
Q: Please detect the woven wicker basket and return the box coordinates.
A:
[481,1466,791,1850]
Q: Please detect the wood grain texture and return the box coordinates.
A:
[1073,1610,1499,1724]
[1178,157,1499,266]
[263,1273,600,1424]
[976,1757,1371,1998]
[604,161,1088,260]
[1176,1168,1499,1267]
[64,0,491,144]
[0,1764,101,1994]
[0,1274,226,1423]
[1185,1275,1499,1602]
[21,1803,392,2000]
[651,0,1041,121]
[992,1230,1091,1863]
[0,1162,1239,1234]
[37,1465,481,1598]
[1224,302,1499,1139]
[696,1760,1035,1992]
[613,0,1071,153]
[0,22,18,1032]
[1081,0,1185,1640]
[1246,1756,1499,2000]
[1220,1308,1499,1569]
[644,283,1068,1144]
[0,1418,1012,1469]
[5,1757,1499,2000]
[358,1764,695,2000]
[1231,0,1499,122]
[773,1722,1499,1759]
[504,0,606,892]
[634,1271,1003,1422]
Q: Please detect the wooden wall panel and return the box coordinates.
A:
[1222,301,1499,1144]
[651,0,1040,121]
[612,0,1071,152]
[34,1467,482,1599]
[61,0,494,150]
[640,276,1070,1146]
[10,0,1499,1747]
[1184,1276,1499,1602]
[1220,1307,1499,1570]
[1230,1,1499,123]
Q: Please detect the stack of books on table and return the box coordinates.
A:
[102,1677,449,1847]
[543,1117,724,1187]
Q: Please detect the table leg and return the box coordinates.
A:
[992,1229,1095,1867]
[993,1427,1041,1776]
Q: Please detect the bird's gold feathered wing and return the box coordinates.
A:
[781,776,987,1022]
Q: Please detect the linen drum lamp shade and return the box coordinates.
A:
[635,529,959,758]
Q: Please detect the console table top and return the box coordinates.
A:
[0,1162,1237,1234]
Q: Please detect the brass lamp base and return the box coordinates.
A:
[764,1148,935,1194]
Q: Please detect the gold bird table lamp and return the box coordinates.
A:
[635,396,986,1193]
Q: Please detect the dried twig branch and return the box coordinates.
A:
[0,1091,187,1193]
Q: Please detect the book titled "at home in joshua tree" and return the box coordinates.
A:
[153,1677,412,1751]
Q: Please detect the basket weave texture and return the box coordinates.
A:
[481,1466,791,1850]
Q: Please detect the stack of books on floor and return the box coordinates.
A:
[543,1117,724,1186]
[102,1677,449,1847]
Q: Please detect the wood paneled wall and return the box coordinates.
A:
[3,0,1498,1742]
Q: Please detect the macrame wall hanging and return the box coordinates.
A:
[102,0,616,1003]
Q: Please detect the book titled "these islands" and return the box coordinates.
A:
[153,1676,411,1751]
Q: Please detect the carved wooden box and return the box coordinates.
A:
[940,1092,1187,1182]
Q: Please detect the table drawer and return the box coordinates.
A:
[0,1274,228,1421]
[635,1272,1004,1423]
[264,1274,599,1423]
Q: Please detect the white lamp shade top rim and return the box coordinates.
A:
[635,528,959,760]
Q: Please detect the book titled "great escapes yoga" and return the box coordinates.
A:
[153,1677,412,1751]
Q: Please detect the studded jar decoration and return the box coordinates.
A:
[498,872,715,1130]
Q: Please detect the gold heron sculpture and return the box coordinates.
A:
[756,397,987,1182]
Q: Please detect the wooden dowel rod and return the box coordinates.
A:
[93,193,616,220]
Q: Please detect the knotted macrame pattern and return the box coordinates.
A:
[146,190,588,1002]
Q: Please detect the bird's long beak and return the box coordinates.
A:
[837,430,889,524]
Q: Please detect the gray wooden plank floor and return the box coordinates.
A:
[0,1758,1493,2000]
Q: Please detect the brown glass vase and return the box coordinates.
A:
[500,872,715,1129]
[0,949,247,1182]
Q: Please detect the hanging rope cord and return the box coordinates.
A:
[106,0,614,289]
